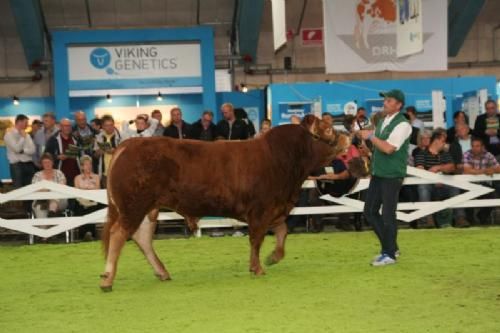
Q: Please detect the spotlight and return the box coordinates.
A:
[13,96,19,106]
[241,84,248,93]
[106,94,112,103]
[157,92,163,101]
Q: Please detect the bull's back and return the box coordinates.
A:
[108,137,272,218]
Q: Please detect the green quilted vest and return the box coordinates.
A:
[372,112,409,178]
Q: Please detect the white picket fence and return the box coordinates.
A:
[0,166,498,241]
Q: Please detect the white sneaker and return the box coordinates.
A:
[373,251,400,261]
[371,254,396,266]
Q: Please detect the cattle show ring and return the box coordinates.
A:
[1,1,500,333]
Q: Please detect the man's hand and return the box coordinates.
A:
[358,130,374,141]
[94,149,104,157]
[485,167,495,176]
[358,145,372,157]
[428,165,441,173]
[58,154,68,161]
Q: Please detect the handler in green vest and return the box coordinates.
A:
[359,89,411,266]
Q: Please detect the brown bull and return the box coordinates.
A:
[100,119,352,291]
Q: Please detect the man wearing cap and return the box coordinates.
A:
[359,89,412,266]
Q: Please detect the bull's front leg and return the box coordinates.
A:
[248,224,267,275]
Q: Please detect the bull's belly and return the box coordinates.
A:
[159,193,248,221]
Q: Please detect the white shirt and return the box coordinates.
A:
[380,113,412,151]
[353,118,371,131]
[121,118,159,141]
[411,118,424,130]
[459,137,471,153]
[4,128,36,163]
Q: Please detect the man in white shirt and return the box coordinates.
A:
[406,106,424,129]
[121,114,159,141]
[359,89,412,267]
[353,107,371,130]
[4,114,36,189]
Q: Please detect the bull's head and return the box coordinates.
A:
[302,115,370,179]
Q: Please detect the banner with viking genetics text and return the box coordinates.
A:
[323,0,446,73]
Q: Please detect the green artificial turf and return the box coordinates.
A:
[1,228,499,333]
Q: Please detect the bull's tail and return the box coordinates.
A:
[102,199,119,258]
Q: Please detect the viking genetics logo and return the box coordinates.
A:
[90,48,111,68]
[90,48,115,75]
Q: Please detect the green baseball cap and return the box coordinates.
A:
[379,89,405,105]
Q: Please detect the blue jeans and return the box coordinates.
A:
[418,184,466,220]
[363,176,403,259]
[9,162,35,189]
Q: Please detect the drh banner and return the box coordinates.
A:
[397,0,423,57]
[323,0,447,73]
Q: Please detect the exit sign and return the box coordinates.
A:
[301,28,323,46]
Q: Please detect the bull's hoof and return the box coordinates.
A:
[250,266,266,276]
[100,285,113,292]
[265,254,277,266]
[155,272,172,281]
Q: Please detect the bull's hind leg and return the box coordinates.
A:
[100,219,128,292]
[132,209,171,281]
[266,221,288,266]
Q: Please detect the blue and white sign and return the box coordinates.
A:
[68,43,202,89]
[326,103,343,115]
[415,98,432,111]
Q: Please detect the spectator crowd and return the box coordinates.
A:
[3,99,500,239]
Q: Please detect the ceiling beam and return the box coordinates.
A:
[237,0,265,63]
[9,0,46,70]
[448,0,486,57]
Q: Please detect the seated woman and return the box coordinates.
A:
[74,155,101,241]
[307,154,358,232]
[32,153,67,218]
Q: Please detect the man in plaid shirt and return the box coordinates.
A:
[463,136,500,224]
[463,137,500,173]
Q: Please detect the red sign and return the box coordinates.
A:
[301,28,323,46]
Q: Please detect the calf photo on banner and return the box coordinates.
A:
[397,0,423,57]
[323,0,447,73]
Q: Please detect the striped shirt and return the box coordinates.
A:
[415,149,453,170]
[463,150,499,170]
